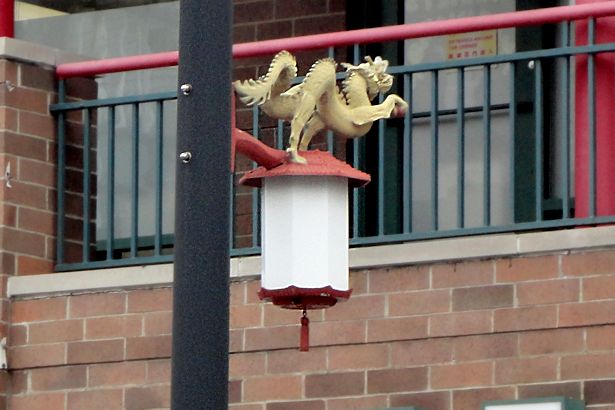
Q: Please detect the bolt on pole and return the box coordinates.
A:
[171,0,232,408]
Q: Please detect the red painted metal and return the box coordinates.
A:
[0,0,14,38]
[258,285,352,309]
[239,150,371,188]
[56,2,615,78]
[575,0,615,218]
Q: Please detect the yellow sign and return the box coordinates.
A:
[446,30,497,60]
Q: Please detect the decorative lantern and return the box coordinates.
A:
[240,150,370,350]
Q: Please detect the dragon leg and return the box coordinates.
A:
[288,93,317,164]
[298,115,325,151]
[351,94,408,126]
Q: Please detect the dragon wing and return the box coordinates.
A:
[233,50,298,106]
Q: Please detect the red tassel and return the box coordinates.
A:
[300,311,309,352]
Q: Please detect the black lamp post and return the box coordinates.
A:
[171,0,232,408]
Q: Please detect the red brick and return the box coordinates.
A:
[126,335,172,360]
[518,382,581,399]
[0,60,18,85]
[294,15,344,36]
[391,338,453,366]
[2,227,46,258]
[454,333,518,361]
[496,255,559,282]
[234,0,274,24]
[85,315,142,339]
[267,348,326,374]
[230,281,246,305]
[230,352,266,378]
[89,361,147,387]
[327,396,388,410]
[349,270,368,295]
[587,325,615,351]
[9,325,27,345]
[29,319,83,344]
[69,292,125,318]
[494,305,557,332]
[19,63,55,90]
[2,131,47,161]
[264,303,313,326]
[562,250,615,276]
[306,371,364,398]
[367,316,428,342]
[11,370,27,394]
[432,260,494,288]
[561,353,615,379]
[245,325,297,351]
[244,375,302,401]
[0,203,16,227]
[495,357,558,384]
[367,367,428,394]
[519,328,584,355]
[325,295,385,320]
[559,301,615,327]
[517,278,580,306]
[229,379,242,403]
[256,21,293,41]
[585,380,615,405]
[430,310,492,337]
[67,389,123,410]
[125,385,170,410]
[453,387,515,410]
[231,405,263,410]
[274,0,326,18]
[230,329,244,352]
[584,274,615,300]
[328,343,388,370]
[11,297,66,323]
[0,107,18,132]
[230,304,262,329]
[67,339,124,364]
[432,361,492,389]
[391,391,450,409]
[9,392,65,410]
[453,285,513,311]
[2,86,49,114]
[234,24,256,43]
[311,320,367,346]
[246,280,262,303]
[16,255,54,275]
[18,207,54,237]
[127,287,172,312]
[369,265,429,293]
[31,365,86,391]
[147,359,171,383]
[18,111,55,139]
[144,311,172,335]
[389,290,450,316]
[10,343,65,369]
[0,252,15,275]
[19,158,56,188]
[267,401,325,410]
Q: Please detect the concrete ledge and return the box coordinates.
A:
[0,37,85,68]
[9,225,615,298]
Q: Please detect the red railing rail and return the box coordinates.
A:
[56,1,615,79]
[0,0,14,38]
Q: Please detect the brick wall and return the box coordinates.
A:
[7,248,615,409]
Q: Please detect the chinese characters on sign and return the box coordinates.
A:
[446,29,497,60]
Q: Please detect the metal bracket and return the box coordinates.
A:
[4,162,12,188]
[0,338,8,370]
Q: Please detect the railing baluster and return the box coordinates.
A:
[131,104,140,257]
[431,70,439,231]
[509,62,516,221]
[377,93,385,236]
[154,101,164,255]
[534,59,543,222]
[588,17,597,218]
[82,109,91,263]
[277,119,284,150]
[483,64,492,226]
[561,21,571,219]
[352,44,361,240]
[327,46,335,154]
[402,73,413,233]
[56,79,66,265]
[252,104,260,248]
[457,68,465,229]
[106,105,116,260]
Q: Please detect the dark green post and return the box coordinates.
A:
[171,0,232,408]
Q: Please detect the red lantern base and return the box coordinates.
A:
[259,286,352,351]
[258,285,352,310]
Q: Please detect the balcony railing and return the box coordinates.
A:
[50,2,615,271]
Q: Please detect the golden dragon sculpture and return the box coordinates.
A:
[233,50,409,164]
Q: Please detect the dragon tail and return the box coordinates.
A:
[233,50,298,106]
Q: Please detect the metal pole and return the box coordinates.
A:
[171,0,231,408]
[0,0,14,38]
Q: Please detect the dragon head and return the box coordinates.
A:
[342,56,394,100]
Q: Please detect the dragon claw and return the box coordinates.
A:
[286,148,308,164]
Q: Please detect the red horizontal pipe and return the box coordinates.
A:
[0,0,14,38]
[56,2,615,78]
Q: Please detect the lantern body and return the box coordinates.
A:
[260,175,349,291]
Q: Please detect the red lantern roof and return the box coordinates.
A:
[239,150,371,188]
